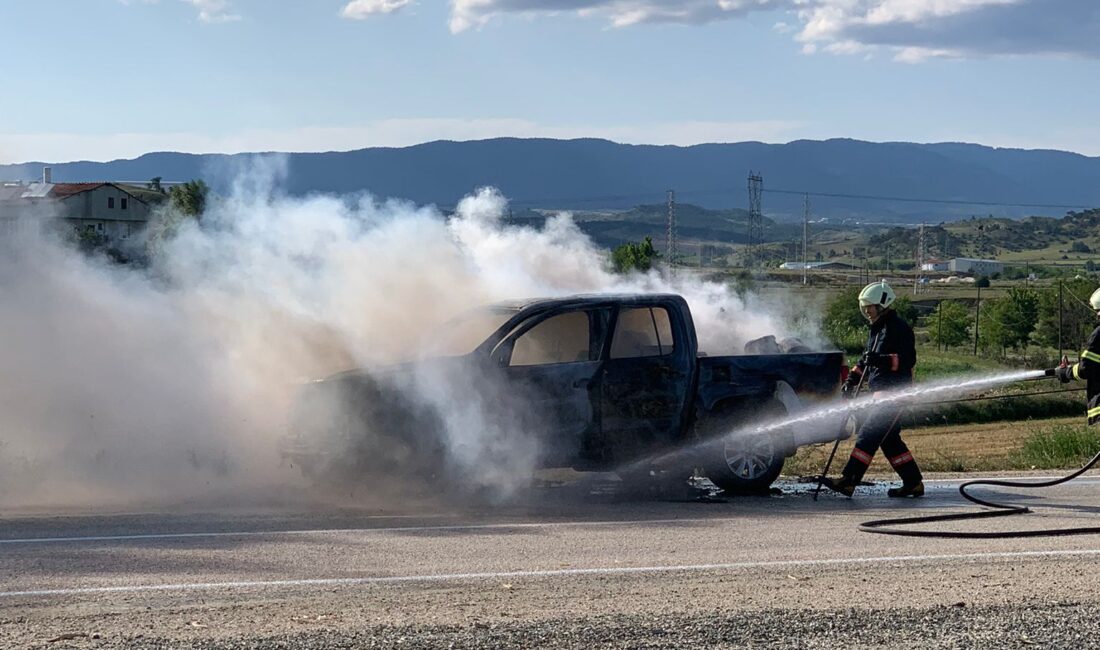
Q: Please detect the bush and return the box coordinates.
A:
[610,237,658,273]
[975,275,991,288]
[907,393,1083,429]
[822,287,866,352]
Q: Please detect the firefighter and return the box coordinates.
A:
[1054,288,1100,423]
[824,281,924,498]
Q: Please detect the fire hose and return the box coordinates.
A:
[858,367,1100,538]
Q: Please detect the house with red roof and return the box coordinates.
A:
[0,168,165,246]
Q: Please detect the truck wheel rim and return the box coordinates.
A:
[723,435,775,480]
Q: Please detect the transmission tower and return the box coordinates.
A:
[802,193,810,285]
[666,189,677,281]
[747,172,763,266]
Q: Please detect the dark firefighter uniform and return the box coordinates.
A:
[1056,325,1100,423]
[840,309,924,491]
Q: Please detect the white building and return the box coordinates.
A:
[0,169,163,247]
[947,258,1003,275]
[920,259,950,272]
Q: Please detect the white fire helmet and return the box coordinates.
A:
[859,281,896,310]
[1090,287,1100,311]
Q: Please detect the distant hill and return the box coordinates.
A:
[3,138,1099,220]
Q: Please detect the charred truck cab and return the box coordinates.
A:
[283,294,845,494]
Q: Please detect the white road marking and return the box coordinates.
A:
[0,517,740,546]
[4,548,1100,599]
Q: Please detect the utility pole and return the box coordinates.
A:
[1058,280,1064,359]
[802,193,810,286]
[915,223,926,295]
[937,302,943,352]
[747,172,763,267]
[666,189,677,282]
[974,285,982,355]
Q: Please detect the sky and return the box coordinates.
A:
[1,0,1098,163]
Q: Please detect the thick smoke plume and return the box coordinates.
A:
[0,159,816,508]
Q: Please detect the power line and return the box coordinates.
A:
[761,187,1094,211]
[503,186,1095,211]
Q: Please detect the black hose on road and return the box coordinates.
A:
[859,450,1100,538]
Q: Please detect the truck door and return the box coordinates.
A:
[492,308,608,467]
[597,303,694,464]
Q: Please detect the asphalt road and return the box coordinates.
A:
[5,474,1100,648]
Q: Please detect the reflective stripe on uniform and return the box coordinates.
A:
[888,451,914,467]
[1089,406,1100,420]
[850,449,873,465]
[1082,350,1100,364]
[1074,363,1083,381]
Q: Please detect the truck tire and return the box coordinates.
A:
[700,400,787,495]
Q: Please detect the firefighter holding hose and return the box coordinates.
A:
[1054,288,1100,422]
[823,281,925,498]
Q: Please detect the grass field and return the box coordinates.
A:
[785,416,1098,476]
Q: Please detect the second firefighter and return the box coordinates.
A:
[824,281,925,498]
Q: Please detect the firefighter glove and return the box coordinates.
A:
[841,381,858,399]
[1055,365,1074,384]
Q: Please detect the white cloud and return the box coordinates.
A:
[341,0,413,19]
[0,118,808,164]
[119,0,240,22]
[447,0,1100,61]
[449,0,785,33]
[183,0,240,23]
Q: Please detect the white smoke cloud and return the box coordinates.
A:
[0,159,813,507]
[342,0,413,19]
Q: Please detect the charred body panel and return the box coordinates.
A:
[282,293,844,492]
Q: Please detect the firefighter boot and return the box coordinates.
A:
[887,482,925,498]
[821,475,858,498]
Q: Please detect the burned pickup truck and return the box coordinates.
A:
[282,294,845,494]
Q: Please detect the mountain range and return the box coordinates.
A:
[3,138,1098,221]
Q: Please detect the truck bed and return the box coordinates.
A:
[696,352,845,412]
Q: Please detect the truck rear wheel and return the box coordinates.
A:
[700,400,787,495]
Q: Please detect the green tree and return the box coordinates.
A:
[979,287,1039,354]
[610,237,658,273]
[822,287,866,353]
[1035,279,1099,352]
[975,275,991,288]
[169,179,209,218]
[929,300,970,350]
[72,225,107,253]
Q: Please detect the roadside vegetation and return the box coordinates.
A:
[786,417,1100,475]
[800,278,1099,475]
[1015,424,1100,469]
